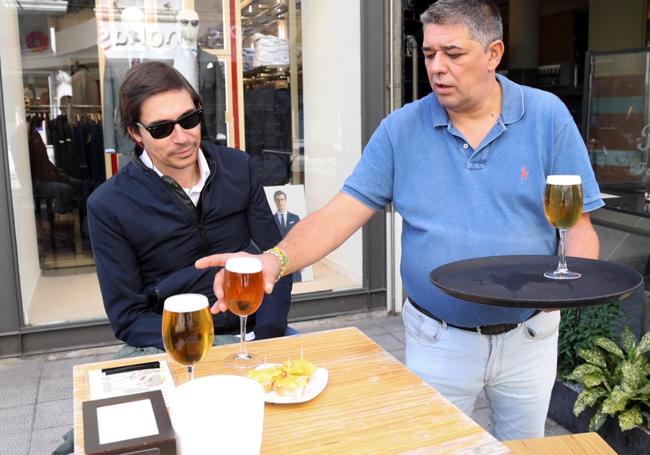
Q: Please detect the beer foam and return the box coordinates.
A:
[226,257,263,274]
[546,175,581,185]
[164,293,209,312]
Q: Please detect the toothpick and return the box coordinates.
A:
[300,346,304,360]
[264,353,267,366]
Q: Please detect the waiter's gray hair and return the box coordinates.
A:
[420,0,503,49]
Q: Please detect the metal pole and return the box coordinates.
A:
[405,35,418,101]
[288,0,300,183]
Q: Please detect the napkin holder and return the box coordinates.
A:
[83,390,176,455]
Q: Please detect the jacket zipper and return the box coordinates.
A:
[135,151,217,255]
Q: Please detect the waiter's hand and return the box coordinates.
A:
[195,251,282,314]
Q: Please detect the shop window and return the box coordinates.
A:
[1,0,364,327]
[585,49,650,216]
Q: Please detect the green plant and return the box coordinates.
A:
[568,327,650,432]
[557,303,623,379]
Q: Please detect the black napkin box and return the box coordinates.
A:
[82,390,176,455]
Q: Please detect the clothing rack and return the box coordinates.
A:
[26,104,101,109]
[70,104,102,109]
[27,104,102,126]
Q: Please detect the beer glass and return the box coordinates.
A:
[162,294,214,380]
[223,257,265,368]
[543,175,584,279]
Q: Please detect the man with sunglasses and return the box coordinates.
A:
[86,61,292,354]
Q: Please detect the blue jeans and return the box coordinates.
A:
[402,299,559,440]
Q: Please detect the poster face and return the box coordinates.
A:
[263,184,313,282]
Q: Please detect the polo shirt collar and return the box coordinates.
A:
[497,73,525,125]
[430,73,525,127]
[431,96,449,128]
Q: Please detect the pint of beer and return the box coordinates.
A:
[162,294,214,379]
[223,257,265,316]
[544,175,583,229]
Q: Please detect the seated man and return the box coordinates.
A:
[87,61,292,352]
[28,116,83,215]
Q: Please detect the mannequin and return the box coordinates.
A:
[122,6,147,64]
[173,9,199,89]
[172,8,227,144]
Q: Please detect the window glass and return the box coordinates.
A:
[586,50,650,214]
[241,0,363,294]
[1,0,363,328]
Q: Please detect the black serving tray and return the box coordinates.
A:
[430,255,643,309]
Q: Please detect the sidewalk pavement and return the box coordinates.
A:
[0,310,568,454]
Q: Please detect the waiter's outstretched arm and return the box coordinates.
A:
[196,192,376,311]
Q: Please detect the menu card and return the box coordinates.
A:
[88,360,176,404]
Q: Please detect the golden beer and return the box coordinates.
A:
[223,257,264,368]
[544,176,583,229]
[162,294,214,369]
[543,175,583,280]
[223,258,264,316]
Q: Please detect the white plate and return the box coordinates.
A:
[252,363,329,404]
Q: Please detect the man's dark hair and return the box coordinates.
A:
[420,0,502,49]
[274,190,287,200]
[118,61,201,138]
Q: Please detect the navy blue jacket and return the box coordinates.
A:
[87,143,292,349]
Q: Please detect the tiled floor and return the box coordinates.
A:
[0,310,568,454]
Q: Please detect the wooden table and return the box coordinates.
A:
[74,327,508,454]
[505,432,616,454]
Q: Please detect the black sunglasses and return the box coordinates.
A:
[137,108,203,139]
[180,19,199,27]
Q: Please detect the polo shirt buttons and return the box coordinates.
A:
[463,143,469,149]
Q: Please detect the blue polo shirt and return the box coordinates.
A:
[343,74,604,326]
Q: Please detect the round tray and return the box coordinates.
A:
[430,255,643,309]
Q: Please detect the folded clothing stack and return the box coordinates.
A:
[253,33,289,67]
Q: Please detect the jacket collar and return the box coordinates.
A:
[133,145,217,180]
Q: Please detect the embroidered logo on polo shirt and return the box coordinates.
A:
[520,166,529,180]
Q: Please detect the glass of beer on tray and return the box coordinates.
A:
[162,294,214,380]
[223,256,265,368]
[543,175,584,280]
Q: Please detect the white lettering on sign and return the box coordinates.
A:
[98,22,178,57]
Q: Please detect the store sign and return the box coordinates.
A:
[98,21,178,58]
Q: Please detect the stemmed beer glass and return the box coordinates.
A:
[223,257,265,368]
[543,175,584,280]
[162,294,214,381]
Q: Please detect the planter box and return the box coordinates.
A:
[548,380,650,455]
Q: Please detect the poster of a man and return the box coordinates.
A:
[264,185,313,282]
[273,190,300,237]
[273,190,301,282]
